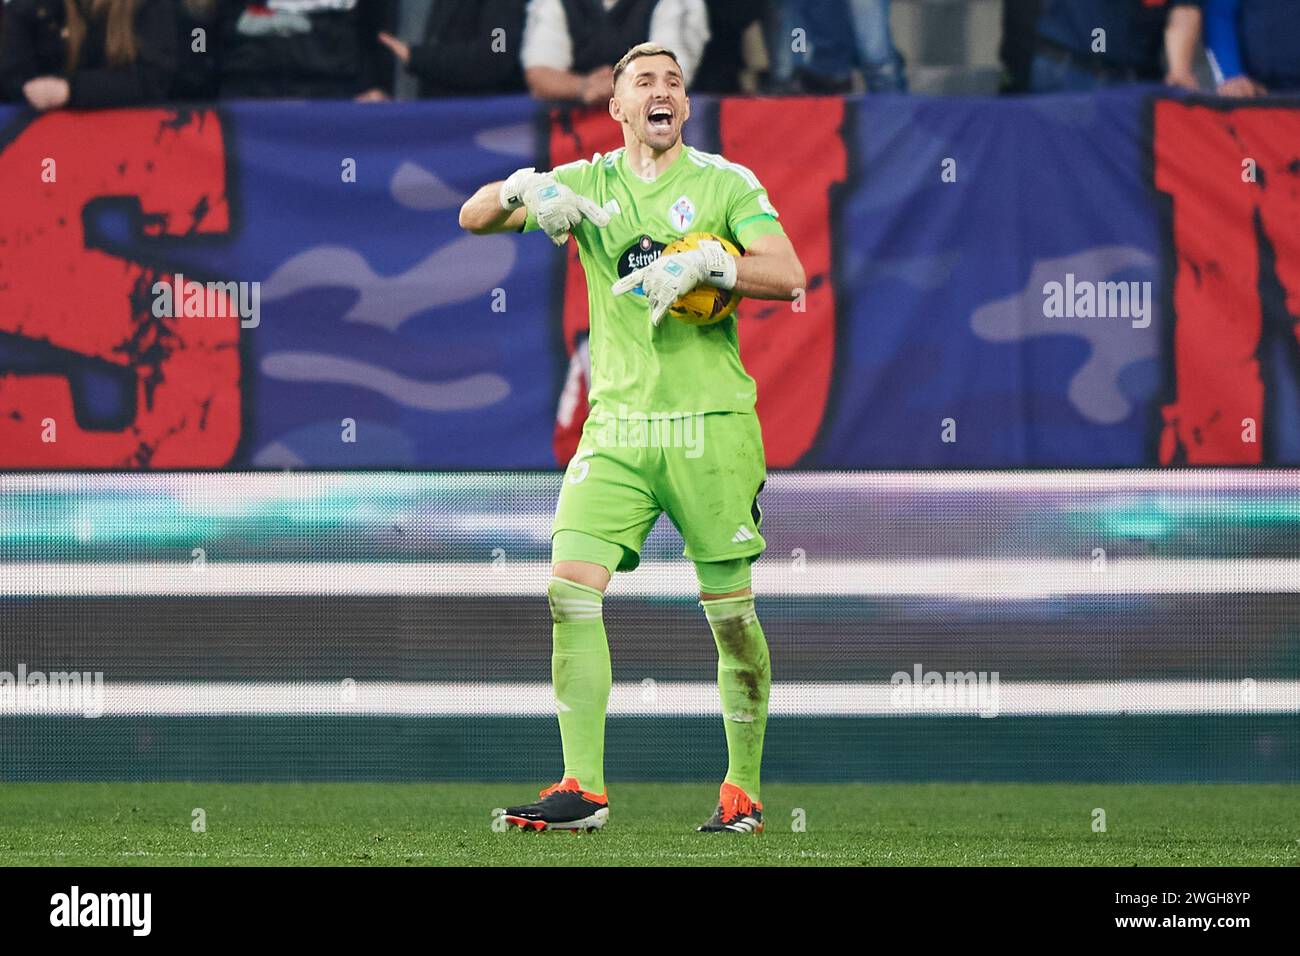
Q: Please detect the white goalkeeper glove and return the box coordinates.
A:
[610,239,738,328]
[500,166,609,247]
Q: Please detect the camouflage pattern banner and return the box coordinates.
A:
[1,91,1298,469]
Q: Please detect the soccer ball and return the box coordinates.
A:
[662,232,742,325]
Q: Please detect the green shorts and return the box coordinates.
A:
[552,410,767,573]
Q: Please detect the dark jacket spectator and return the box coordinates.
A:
[216,0,396,99]
[1031,0,1202,92]
[999,0,1043,93]
[1206,0,1300,95]
[0,0,177,109]
[377,0,526,98]
[173,0,220,99]
[693,0,760,94]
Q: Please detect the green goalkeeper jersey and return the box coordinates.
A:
[524,145,786,416]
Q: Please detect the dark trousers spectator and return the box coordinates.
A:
[694,0,762,94]
[999,0,1042,93]
[174,0,220,100]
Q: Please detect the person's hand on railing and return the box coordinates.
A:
[1164,70,1200,92]
[22,76,70,112]
[1217,75,1268,98]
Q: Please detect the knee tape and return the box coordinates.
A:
[547,576,604,624]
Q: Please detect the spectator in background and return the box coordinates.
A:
[173,0,220,99]
[1030,0,1202,92]
[764,0,905,95]
[1205,0,1300,96]
[998,0,1042,93]
[692,0,762,94]
[216,0,396,100]
[520,0,709,103]
[0,0,177,109]
[376,0,526,98]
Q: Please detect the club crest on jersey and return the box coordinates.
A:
[617,235,667,297]
[669,195,696,231]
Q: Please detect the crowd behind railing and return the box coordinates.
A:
[0,1,1295,113]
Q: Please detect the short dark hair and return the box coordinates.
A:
[613,43,682,90]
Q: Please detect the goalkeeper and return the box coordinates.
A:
[459,42,806,834]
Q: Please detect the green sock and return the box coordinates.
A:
[547,577,611,794]
[702,595,771,801]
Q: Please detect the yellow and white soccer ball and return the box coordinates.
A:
[662,232,742,325]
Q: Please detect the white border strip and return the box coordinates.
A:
[4,469,1300,494]
[6,559,1300,597]
[2,680,1295,717]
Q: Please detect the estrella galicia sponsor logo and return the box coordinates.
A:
[50,886,151,936]
[669,194,695,231]
[617,235,665,297]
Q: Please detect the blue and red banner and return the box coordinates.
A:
[1,90,1298,469]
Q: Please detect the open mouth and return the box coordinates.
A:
[647,107,674,132]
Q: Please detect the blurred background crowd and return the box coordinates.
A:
[0,0,1296,111]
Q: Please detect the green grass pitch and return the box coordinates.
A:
[1,783,1297,866]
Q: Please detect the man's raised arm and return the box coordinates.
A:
[458,182,526,235]
[459,167,609,245]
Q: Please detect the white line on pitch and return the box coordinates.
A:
[3,469,1299,494]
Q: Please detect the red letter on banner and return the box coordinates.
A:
[1154,101,1300,464]
[721,97,843,466]
[0,110,240,467]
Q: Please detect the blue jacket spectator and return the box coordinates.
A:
[1205,0,1300,96]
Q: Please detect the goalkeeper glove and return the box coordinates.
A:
[610,239,738,328]
[500,166,610,247]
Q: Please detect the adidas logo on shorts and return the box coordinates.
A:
[731,525,755,544]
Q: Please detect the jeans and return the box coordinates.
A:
[847,0,907,92]
[766,0,907,92]
[1028,51,1139,93]
[765,0,801,85]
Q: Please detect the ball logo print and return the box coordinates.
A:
[662,233,743,325]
